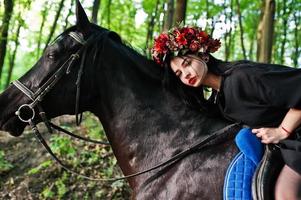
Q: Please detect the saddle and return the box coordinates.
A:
[223,128,284,200]
[252,145,284,200]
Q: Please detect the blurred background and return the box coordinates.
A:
[0,0,300,199]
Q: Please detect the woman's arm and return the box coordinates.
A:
[252,108,301,144]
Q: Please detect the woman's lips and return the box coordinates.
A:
[189,77,197,85]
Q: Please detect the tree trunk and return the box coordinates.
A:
[279,1,293,64]
[0,0,14,81]
[205,0,215,36]
[92,0,101,24]
[43,0,65,53]
[224,0,233,61]
[163,0,174,31]
[256,0,264,61]
[145,0,160,55]
[223,0,229,61]
[293,11,300,68]
[5,14,22,88]
[173,0,187,26]
[157,2,164,33]
[37,3,51,58]
[257,0,275,63]
[235,0,247,59]
[248,23,257,61]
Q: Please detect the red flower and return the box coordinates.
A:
[176,33,187,46]
[173,29,181,36]
[182,27,196,41]
[154,33,169,53]
[189,40,200,52]
[151,26,221,66]
[207,39,221,53]
[198,31,209,42]
[182,27,195,35]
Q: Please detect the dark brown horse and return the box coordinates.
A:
[0,1,241,199]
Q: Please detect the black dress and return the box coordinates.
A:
[216,62,301,175]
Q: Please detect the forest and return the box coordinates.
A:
[0,0,300,91]
[0,0,300,199]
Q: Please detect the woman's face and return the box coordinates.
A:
[170,55,208,87]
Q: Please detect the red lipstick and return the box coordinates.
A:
[189,77,197,85]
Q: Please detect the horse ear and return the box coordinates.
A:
[76,0,90,35]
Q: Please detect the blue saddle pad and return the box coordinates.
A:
[223,128,264,200]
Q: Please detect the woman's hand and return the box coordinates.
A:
[251,127,289,144]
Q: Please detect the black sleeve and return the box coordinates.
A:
[258,68,301,109]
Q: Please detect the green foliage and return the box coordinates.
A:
[27,160,52,175]
[0,150,13,173]
[23,112,130,198]
[41,186,55,199]
[40,172,69,199]
[55,172,68,199]
[49,135,76,158]
[1,0,300,90]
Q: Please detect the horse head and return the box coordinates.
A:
[0,1,110,136]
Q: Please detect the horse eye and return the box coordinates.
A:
[47,53,55,59]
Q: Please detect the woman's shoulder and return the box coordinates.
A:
[224,60,300,77]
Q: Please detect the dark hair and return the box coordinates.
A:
[162,54,233,116]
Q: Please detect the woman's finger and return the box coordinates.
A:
[251,129,258,133]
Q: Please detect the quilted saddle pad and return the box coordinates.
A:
[223,128,264,200]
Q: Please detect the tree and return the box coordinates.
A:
[173,0,187,25]
[92,0,101,24]
[279,1,293,64]
[145,0,160,54]
[37,2,51,58]
[107,0,112,29]
[163,0,174,31]
[5,11,22,88]
[257,0,276,63]
[43,0,65,52]
[0,0,14,81]
[235,0,247,59]
[292,10,300,68]
[223,0,234,61]
[63,0,74,30]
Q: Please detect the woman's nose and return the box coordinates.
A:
[184,72,191,79]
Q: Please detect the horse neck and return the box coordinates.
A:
[89,40,227,188]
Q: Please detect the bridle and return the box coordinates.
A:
[12,29,241,182]
[13,31,101,128]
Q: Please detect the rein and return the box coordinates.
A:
[12,30,241,182]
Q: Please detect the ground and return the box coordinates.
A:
[0,116,131,200]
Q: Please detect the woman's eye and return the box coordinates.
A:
[183,59,191,67]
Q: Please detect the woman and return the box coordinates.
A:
[151,26,301,199]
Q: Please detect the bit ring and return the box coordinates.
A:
[15,104,35,123]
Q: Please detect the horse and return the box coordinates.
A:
[0,1,243,199]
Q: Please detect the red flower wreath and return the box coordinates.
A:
[151,26,221,65]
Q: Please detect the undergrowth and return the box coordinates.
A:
[26,112,130,200]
